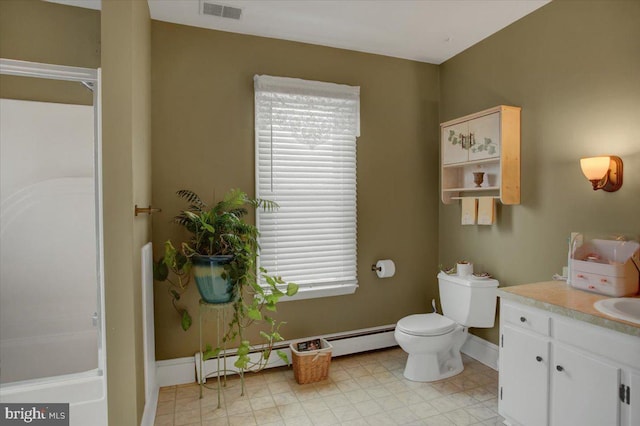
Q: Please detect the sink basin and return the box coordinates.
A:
[594,298,640,325]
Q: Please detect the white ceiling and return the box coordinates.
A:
[47,0,550,64]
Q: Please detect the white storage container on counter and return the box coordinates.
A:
[569,236,640,297]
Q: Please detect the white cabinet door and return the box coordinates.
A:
[551,343,620,426]
[468,112,500,161]
[499,325,550,426]
[442,122,468,164]
[622,370,639,426]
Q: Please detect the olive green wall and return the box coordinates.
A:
[151,22,441,360]
[439,0,640,344]
[0,0,100,66]
[0,0,100,104]
[8,0,635,388]
[102,0,151,424]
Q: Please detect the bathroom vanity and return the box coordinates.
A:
[497,281,640,426]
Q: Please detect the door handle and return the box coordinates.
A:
[556,365,564,372]
[468,132,475,147]
[536,356,543,362]
[459,133,467,149]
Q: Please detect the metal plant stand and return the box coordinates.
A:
[198,299,234,408]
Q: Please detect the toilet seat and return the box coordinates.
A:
[396,313,456,336]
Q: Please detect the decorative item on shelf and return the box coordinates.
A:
[580,156,623,192]
[473,172,485,187]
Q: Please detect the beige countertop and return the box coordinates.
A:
[497,281,640,337]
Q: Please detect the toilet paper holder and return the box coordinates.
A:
[371,259,396,278]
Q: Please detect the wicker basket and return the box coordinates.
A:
[290,338,333,384]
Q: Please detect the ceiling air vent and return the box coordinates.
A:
[201,1,242,20]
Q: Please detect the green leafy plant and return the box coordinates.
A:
[153,240,193,331]
[173,188,277,257]
[204,267,298,374]
[153,189,298,392]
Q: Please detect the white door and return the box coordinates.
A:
[468,112,500,161]
[442,122,469,164]
[499,325,550,426]
[551,343,620,426]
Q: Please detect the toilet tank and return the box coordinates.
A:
[438,272,499,327]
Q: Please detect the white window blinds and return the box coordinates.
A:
[254,75,360,300]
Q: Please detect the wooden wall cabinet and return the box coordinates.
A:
[440,105,521,204]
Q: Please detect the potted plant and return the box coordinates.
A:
[154,189,298,392]
[174,188,271,305]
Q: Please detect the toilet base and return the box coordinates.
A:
[403,350,464,382]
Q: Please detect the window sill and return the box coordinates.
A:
[279,283,358,302]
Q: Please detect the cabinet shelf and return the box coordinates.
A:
[442,158,499,169]
[450,196,499,201]
[440,105,521,205]
[443,186,500,192]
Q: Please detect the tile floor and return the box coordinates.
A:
[154,347,504,426]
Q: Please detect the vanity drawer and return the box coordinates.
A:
[554,316,640,369]
[501,301,551,336]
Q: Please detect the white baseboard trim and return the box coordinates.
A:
[140,385,158,426]
[461,333,499,371]
[155,325,499,388]
[156,356,196,387]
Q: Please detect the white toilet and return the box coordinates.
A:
[394,272,498,382]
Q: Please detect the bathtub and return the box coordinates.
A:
[0,177,106,424]
[0,370,107,425]
[0,329,98,384]
[0,314,105,425]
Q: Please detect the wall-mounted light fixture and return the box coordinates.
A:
[580,156,623,192]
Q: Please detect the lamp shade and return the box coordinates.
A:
[580,156,610,180]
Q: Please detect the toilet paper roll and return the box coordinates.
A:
[376,259,396,278]
[457,262,474,277]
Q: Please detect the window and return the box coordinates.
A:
[254,75,360,300]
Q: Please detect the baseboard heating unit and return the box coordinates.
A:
[195,324,398,383]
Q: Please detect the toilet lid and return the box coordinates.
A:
[397,313,456,336]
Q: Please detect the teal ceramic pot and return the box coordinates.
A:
[193,255,234,303]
